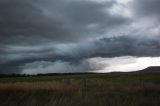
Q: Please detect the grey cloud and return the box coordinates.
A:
[1,0,160,74]
[1,35,160,74]
[21,60,103,74]
[133,0,160,18]
[94,36,160,57]
[0,0,129,45]
[0,56,103,74]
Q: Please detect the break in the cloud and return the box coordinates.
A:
[0,0,160,74]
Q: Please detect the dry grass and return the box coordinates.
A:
[0,80,81,91]
[0,73,160,106]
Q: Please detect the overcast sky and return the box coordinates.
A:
[0,0,160,74]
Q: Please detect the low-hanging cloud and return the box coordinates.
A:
[1,35,160,74]
[21,60,104,74]
[0,0,160,74]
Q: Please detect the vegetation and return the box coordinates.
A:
[0,72,160,106]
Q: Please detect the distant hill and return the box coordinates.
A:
[140,66,160,72]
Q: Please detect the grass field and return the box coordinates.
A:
[0,72,160,106]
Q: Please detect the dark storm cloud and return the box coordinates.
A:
[94,36,160,57]
[0,0,129,45]
[1,35,160,74]
[1,0,160,74]
[133,0,160,17]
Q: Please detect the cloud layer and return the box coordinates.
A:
[0,0,160,74]
[0,0,129,44]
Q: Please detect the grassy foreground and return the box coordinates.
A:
[0,72,160,106]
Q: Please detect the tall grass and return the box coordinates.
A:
[0,73,160,106]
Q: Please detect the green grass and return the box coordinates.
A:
[0,72,160,106]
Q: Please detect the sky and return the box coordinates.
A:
[0,0,160,74]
